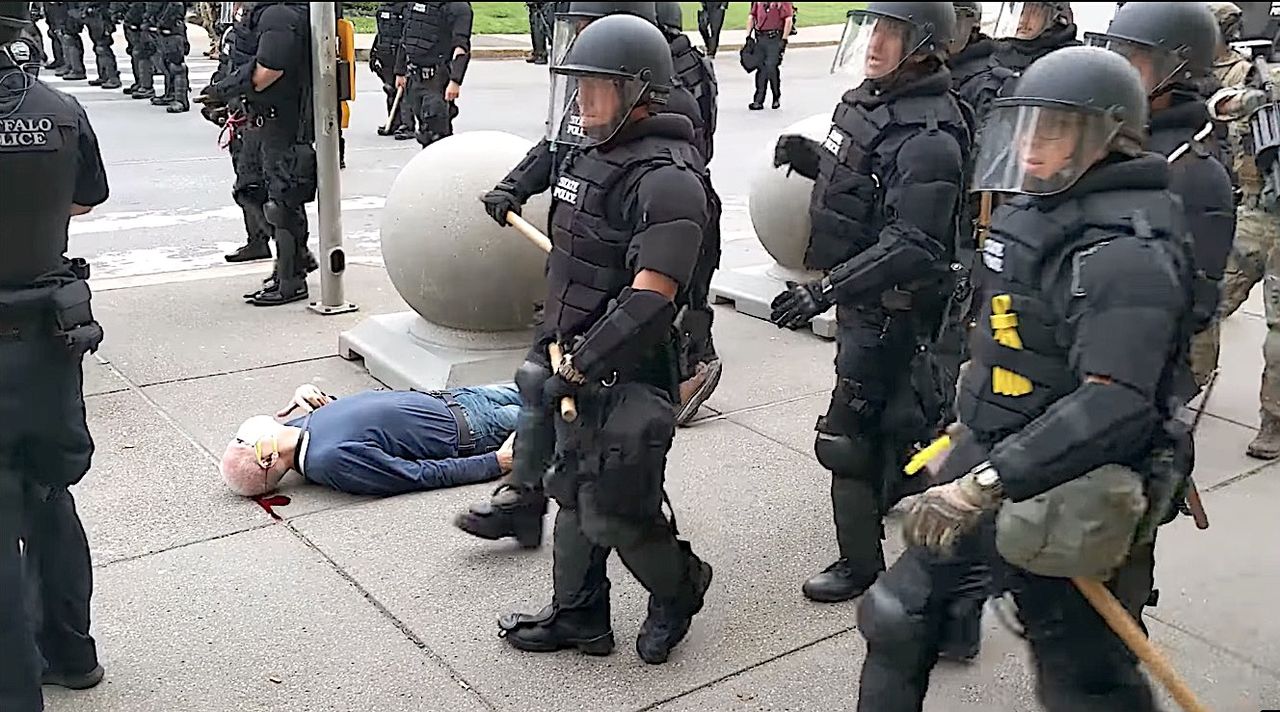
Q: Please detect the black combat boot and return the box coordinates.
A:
[636,546,713,664]
[499,584,615,656]
[453,484,547,548]
[225,241,272,263]
[100,76,122,89]
[42,664,105,690]
[802,558,876,603]
[131,87,155,99]
[150,93,173,106]
[87,77,103,86]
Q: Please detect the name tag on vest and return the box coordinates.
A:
[554,176,580,205]
[412,3,427,12]
[380,11,390,18]
[822,125,844,156]
[0,115,60,152]
[982,237,1005,273]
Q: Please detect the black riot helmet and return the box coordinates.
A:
[552,2,659,65]
[547,13,674,148]
[1085,2,1219,96]
[0,2,31,41]
[832,1,956,83]
[973,46,1149,196]
[655,2,682,39]
[991,2,1072,42]
[950,1,981,54]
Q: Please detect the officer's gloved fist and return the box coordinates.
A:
[770,280,831,330]
[481,189,522,227]
[544,352,589,405]
[904,463,1003,554]
[773,134,821,179]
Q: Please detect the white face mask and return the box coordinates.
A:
[234,416,284,468]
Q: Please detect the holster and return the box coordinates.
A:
[51,280,104,357]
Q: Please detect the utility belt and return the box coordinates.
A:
[759,29,783,39]
[405,62,443,80]
[414,390,476,455]
[0,260,103,356]
[245,105,292,128]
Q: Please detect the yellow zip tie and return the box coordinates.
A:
[904,435,953,476]
[991,295,1032,396]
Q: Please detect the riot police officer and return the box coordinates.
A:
[371,2,406,136]
[1088,2,1235,395]
[149,1,190,112]
[203,2,273,266]
[0,4,110,710]
[40,1,67,74]
[768,1,970,605]
[393,2,472,146]
[496,13,713,666]
[957,1,1077,124]
[121,1,155,98]
[203,1,316,306]
[58,2,87,80]
[455,1,721,549]
[856,46,1193,712]
[82,2,120,88]
[947,2,993,91]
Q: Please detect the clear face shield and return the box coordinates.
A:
[551,12,597,67]
[547,71,650,147]
[1085,34,1189,96]
[950,7,980,54]
[972,104,1122,195]
[831,12,921,84]
[992,2,1055,41]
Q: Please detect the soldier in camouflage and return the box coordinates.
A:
[1204,2,1280,459]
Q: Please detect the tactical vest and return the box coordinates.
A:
[1226,60,1280,201]
[375,4,406,54]
[544,138,707,338]
[957,189,1184,440]
[806,89,969,273]
[669,35,717,161]
[244,2,312,140]
[0,73,81,287]
[401,2,450,66]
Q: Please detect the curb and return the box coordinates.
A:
[353,39,837,63]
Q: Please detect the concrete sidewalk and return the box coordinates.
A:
[41,220,1280,711]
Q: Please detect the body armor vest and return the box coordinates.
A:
[375,4,406,55]
[155,1,185,31]
[123,2,145,28]
[957,189,1184,441]
[544,138,707,338]
[806,85,969,272]
[402,2,449,66]
[669,35,717,161]
[0,72,81,287]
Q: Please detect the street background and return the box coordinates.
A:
[37,17,1280,712]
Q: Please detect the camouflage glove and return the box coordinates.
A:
[904,463,1003,554]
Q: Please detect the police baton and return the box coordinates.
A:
[504,210,577,423]
[1071,578,1210,712]
[383,84,405,135]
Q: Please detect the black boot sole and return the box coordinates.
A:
[504,630,615,656]
[636,563,714,665]
[249,290,309,307]
[42,665,105,690]
[453,509,544,549]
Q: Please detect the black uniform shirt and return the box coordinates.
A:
[251,2,310,123]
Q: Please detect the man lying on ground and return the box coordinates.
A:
[220,383,519,497]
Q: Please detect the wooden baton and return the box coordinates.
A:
[1072,578,1211,712]
[546,341,578,423]
[383,84,405,135]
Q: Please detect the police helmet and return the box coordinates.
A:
[832,1,956,82]
[1085,2,1219,95]
[655,1,682,39]
[0,1,31,39]
[991,2,1072,42]
[553,2,659,66]
[972,46,1149,195]
[547,13,674,147]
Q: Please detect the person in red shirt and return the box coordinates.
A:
[747,1,793,109]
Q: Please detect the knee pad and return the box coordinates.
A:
[814,420,877,479]
[263,200,294,229]
[515,359,552,404]
[857,581,928,648]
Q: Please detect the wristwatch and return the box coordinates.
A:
[969,462,1003,496]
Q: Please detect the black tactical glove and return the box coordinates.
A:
[203,62,253,104]
[773,134,822,180]
[481,188,522,227]
[542,372,582,406]
[200,103,229,127]
[770,280,831,330]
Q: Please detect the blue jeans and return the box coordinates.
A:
[451,385,521,454]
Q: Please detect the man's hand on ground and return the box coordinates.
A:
[276,384,334,418]
[497,432,516,473]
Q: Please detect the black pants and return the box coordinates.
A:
[84,14,118,82]
[128,28,157,92]
[681,184,722,373]
[528,4,550,60]
[230,123,272,251]
[372,50,405,132]
[856,534,1158,712]
[0,330,97,712]
[59,13,86,76]
[245,122,317,290]
[156,31,189,104]
[402,66,455,148]
[752,32,784,105]
[44,10,66,68]
[698,3,726,56]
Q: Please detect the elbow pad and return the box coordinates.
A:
[570,288,676,380]
[822,227,940,302]
[990,382,1160,502]
[776,135,823,181]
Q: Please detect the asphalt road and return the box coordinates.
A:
[66,47,846,280]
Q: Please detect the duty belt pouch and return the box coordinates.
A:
[592,383,674,520]
[995,464,1147,580]
[51,280,104,357]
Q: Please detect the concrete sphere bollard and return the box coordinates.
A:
[747,112,832,271]
[380,131,550,332]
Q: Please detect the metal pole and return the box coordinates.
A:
[308,2,357,315]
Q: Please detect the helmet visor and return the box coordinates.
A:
[950,6,980,54]
[547,71,650,147]
[972,104,1122,195]
[832,12,919,82]
[1085,33,1189,95]
[551,13,595,66]
[992,2,1055,41]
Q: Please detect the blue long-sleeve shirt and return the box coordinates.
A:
[287,390,501,496]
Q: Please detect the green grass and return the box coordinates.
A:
[350,2,862,35]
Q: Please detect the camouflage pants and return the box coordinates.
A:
[1196,206,1280,420]
[198,3,220,50]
